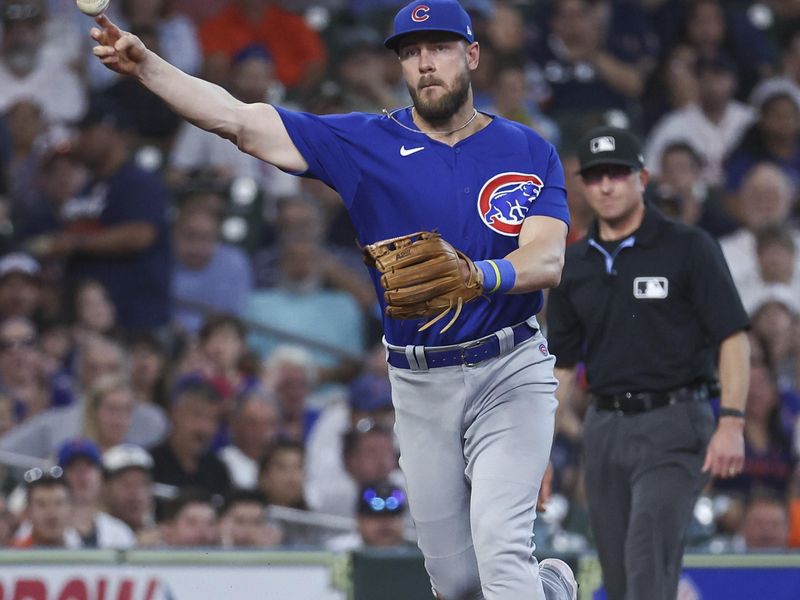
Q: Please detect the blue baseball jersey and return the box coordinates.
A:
[276,106,570,347]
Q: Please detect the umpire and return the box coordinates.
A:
[548,126,750,600]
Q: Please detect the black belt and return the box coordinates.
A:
[594,384,709,414]
[387,321,538,369]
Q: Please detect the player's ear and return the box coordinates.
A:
[638,167,650,191]
[467,41,480,71]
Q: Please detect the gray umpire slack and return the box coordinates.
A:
[583,400,715,600]
[387,323,567,600]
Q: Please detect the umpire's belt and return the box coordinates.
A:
[386,319,538,370]
[594,384,709,414]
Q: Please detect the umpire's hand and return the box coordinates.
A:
[702,418,745,478]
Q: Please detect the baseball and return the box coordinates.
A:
[76,0,109,16]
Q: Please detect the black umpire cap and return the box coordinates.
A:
[577,126,645,174]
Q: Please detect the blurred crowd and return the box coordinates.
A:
[0,0,799,554]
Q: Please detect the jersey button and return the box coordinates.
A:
[464,187,470,194]
[455,148,461,154]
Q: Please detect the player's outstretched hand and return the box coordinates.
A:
[90,14,147,77]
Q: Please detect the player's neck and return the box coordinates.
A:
[411,103,486,146]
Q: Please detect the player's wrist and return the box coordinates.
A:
[474,259,516,294]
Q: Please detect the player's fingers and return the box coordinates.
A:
[92,45,116,58]
[96,14,122,38]
[100,56,119,66]
[114,35,136,52]
[89,27,103,41]
[701,449,713,473]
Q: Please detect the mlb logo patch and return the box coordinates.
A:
[590,136,616,153]
[633,277,669,299]
[539,343,549,356]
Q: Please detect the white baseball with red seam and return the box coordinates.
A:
[76,0,109,16]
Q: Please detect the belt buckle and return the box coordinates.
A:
[460,337,485,367]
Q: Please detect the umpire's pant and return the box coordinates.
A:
[583,400,715,600]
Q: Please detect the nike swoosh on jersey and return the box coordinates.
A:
[400,145,425,156]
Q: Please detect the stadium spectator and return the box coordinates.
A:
[0,252,41,322]
[172,201,253,334]
[198,0,326,92]
[219,389,280,490]
[734,227,800,316]
[150,376,231,500]
[256,439,318,545]
[724,77,800,194]
[246,237,365,368]
[486,64,559,144]
[311,424,400,519]
[80,375,137,453]
[0,0,86,123]
[715,361,796,499]
[257,439,307,510]
[10,466,77,547]
[666,0,776,97]
[738,490,790,550]
[529,0,655,146]
[261,345,320,442]
[197,315,259,422]
[159,487,219,547]
[0,316,49,421]
[14,140,87,242]
[102,443,158,543]
[26,96,172,333]
[0,336,168,459]
[219,489,282,547]
[306,369,395,514]
[129,333,169,408]
[326,480,411,552]
[720,163,800,291]
[69,279,118,343]
[646,141,739,237]
[332,27,406,115]
[750,299,800,398]
[2,100,46,225]
[167,45,300,207]
[645,53,754,185]
[253,193,372,311]
[56,438,135,548]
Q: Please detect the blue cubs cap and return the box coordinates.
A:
[58,438,102,469]
[385,0,475,50]
[349,373,393,413]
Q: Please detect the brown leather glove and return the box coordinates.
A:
[362,231,483,333]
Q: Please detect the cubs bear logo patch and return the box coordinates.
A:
[477,172,543,236]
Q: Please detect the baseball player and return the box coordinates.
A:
[89,1,575,598]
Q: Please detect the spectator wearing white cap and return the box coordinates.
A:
[102,443,157,545]
[724,77,800,194]
[0,252,41,321]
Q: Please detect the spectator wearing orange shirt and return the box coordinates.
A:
[199,0,325,93]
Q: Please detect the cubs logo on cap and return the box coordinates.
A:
[385,0,475,50]
[477,172,543,236]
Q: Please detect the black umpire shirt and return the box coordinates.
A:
[547,203,749,395]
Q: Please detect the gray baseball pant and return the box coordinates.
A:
[387,323,569,600]
[583,400,715,600]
